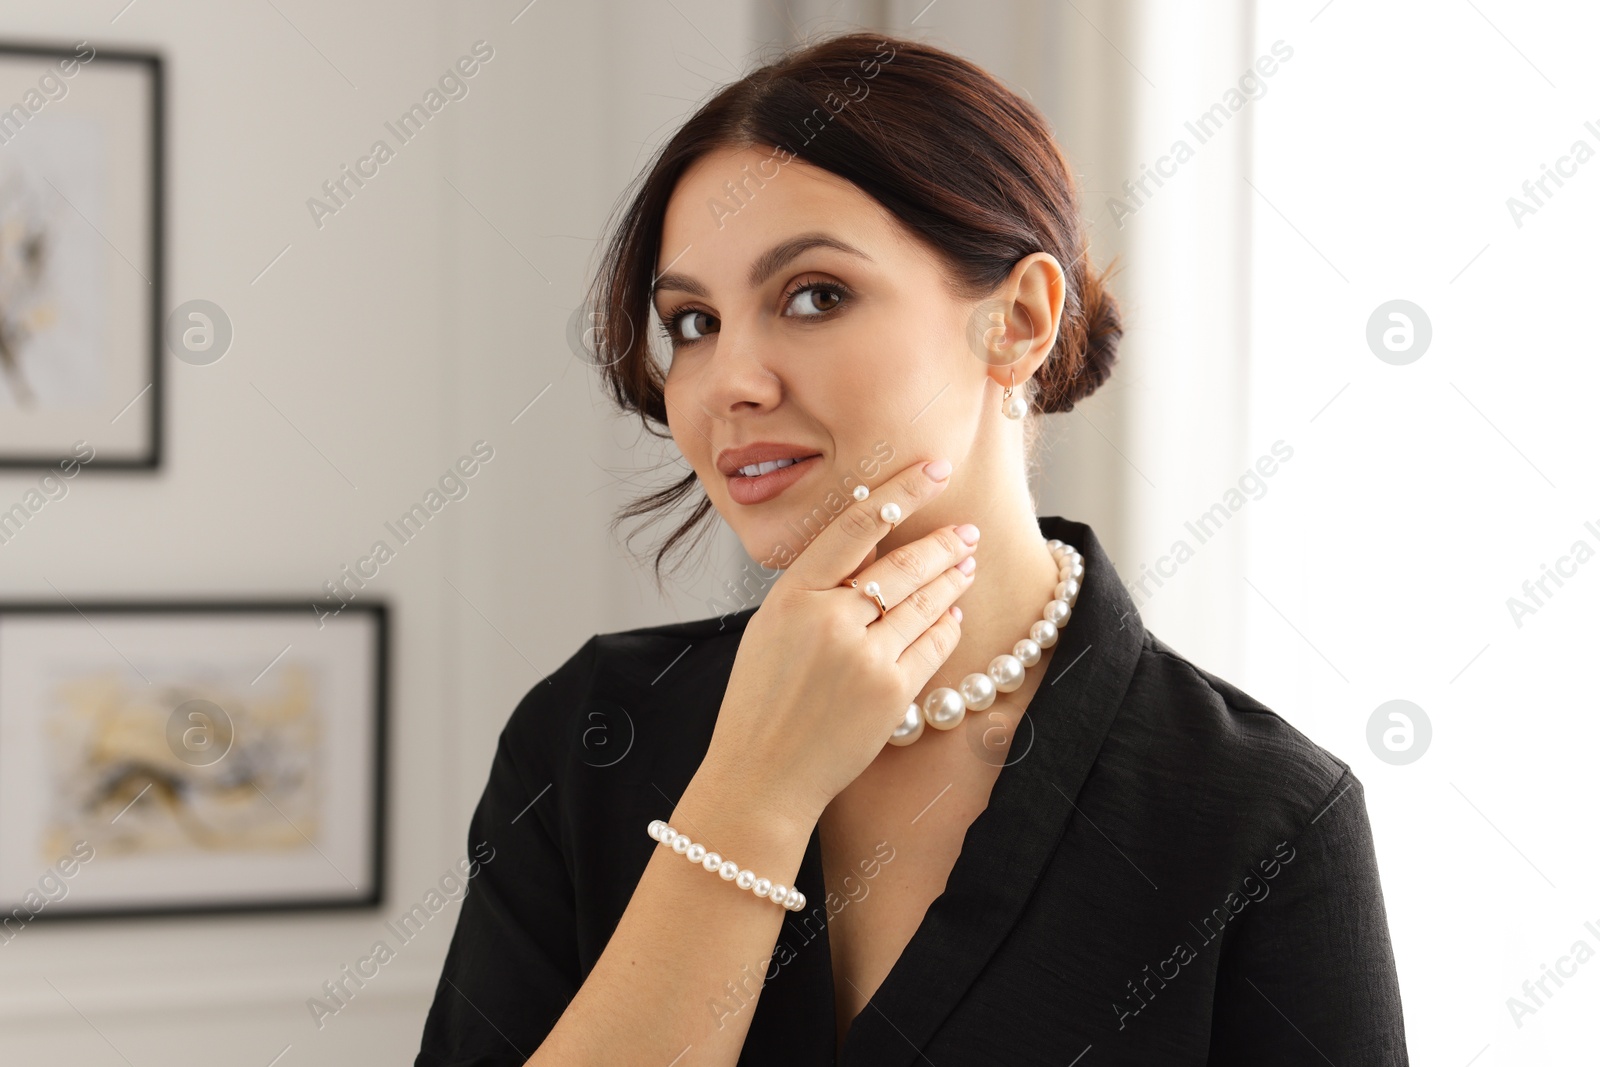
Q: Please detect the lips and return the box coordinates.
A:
[716,442,824,477]
[718,443,824,506]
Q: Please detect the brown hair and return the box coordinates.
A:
[587,31,1122,586]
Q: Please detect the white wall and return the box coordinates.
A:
[1245,2,1600,1062]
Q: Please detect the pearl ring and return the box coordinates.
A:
[843,577,889,619]
[850,483,901,531]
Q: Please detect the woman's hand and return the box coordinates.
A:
[700,457,978,827]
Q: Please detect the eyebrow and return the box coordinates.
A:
[651,232,872,301]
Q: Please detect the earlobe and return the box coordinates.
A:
[1000,368,1029,420]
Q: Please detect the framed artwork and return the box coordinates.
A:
[0,41,163,469]
[0,601,387,921]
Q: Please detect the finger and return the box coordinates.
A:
[784,458,954,591]
[896,599,964,684]
[842,544,878,583]
[882,554,975,662]
[856,522,979,623]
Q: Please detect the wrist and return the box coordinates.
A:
[679,755,822,858]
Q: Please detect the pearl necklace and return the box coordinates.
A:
[886,537,1084,746]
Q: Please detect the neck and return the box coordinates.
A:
[872,471,1061,712]
[937,507,1060,705]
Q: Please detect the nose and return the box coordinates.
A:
[693,319,783,420]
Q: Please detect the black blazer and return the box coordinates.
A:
[415,515,1410,1065]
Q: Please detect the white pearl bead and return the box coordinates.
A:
[1031,619,1058,648]
[852,484,869,501]
[923,687,966,729]
[880,501,902,524]
[988,653,1025,693]
[959,671,997,711]
[719,860,739,880]
[671,834,691,854]
[735,868,756,890]
[789,889,806,910]
[753,877,772,897]
[647,820,664,839]
[770,883,788,902]
[659,824,675,843]
[1003,393,1028,419]
[864,580,880,598]
[703,851,722,871]
[887,703,924,746]
[849,544,1085,748]
[1013,638,1041,667]
[686,842,706,862]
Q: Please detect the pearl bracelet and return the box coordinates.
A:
[647,819,807,911]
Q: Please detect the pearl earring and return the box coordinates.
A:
[1001,369,1027,420]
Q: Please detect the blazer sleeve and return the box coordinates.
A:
[1207,768,1410,1066]
[413,637,599,1067]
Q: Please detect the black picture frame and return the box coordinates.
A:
[0,600,387,922]
[0,40,164,470]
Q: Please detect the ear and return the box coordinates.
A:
[973,252,1067,393]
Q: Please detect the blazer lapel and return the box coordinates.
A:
[819,516,1147,1066]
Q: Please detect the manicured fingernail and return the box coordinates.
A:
[955,524,980,544]
[951,606,963,622]
[923,458,952,481]
[957,556,975,575]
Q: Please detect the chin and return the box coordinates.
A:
[711,465,843,569]
[736,518,797,573]
[718,508,818,574]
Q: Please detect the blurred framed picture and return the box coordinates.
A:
[0,601,387,921]
[0,41,163,469]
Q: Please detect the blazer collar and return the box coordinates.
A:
[756,515,1148,1066]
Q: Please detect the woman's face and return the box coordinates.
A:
[654,144,1001,572]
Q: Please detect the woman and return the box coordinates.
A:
[415,31,1408,1067]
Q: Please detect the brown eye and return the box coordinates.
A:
[660,308,719,347]
[678,310,718,341]
[783,282,848,318]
